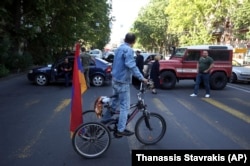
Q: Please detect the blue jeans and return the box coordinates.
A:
[193,73,210,95]
[102,80,130,132]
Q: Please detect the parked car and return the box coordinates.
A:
[229,60,250,83]
[27,56,112,87]
[159,45,233,90]
[103,48,116,63]
[89,49,102,59]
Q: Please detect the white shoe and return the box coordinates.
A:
[190,93,197,97]
[205,94,210,98]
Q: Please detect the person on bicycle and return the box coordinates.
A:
[102,33,148,136]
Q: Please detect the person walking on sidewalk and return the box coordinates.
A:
[190,50,214,98]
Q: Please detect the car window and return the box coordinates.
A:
[89,58,95,66]
[175,48,186,57]
[208,50,230,61]
[184,50,200,61]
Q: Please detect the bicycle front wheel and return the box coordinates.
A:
[135,112,166,145]
[72,122,111,158]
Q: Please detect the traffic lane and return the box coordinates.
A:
[127,83,250,150]
[0,77,131,166]
[170,84,249,149]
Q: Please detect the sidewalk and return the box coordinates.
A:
[0,72,25,81]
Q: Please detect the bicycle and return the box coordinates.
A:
[72,80,167,158]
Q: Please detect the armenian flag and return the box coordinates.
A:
[70,42,87,138]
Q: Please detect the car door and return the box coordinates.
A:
[180,50,201,77]
[53,57,74,80]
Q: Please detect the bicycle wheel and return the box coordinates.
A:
[135,112,166,145]
[82,110,99,123]
[72,122,111,158]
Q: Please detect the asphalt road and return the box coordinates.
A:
[0,74,250,166]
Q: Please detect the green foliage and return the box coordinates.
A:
[132,0,172,54]
[3,51,32,72]
[0,0,112,72]
[0,64,9,77]
[0,35,11,64]
[132,0,250,48]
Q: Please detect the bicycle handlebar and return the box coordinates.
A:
[100,79,154,105]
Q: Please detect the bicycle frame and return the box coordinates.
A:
[103,81,153,130]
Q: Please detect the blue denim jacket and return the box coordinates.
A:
[111,43,144,84]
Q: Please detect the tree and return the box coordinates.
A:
[132,0,173,54]
[165,0,249,46]
[0,0,112,69]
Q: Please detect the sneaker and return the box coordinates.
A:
[190,93,197,97]
[116,129,134,136]
[205,94,210,98]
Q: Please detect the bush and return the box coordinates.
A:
[3,51,33,72]
[0,64,10,77]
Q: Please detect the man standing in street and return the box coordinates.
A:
[60,57,72,87]
[132,50,144,89]
[102,33,147,136]
[81,47,92,88]
[190,50,214,98]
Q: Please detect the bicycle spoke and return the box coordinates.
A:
[72,122,111,158]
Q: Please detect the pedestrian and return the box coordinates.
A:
[132,50,144,89]
[102,32,148,136]
[150,55,161,94]
[81,47,92,88]
[60,57,72,87]
[190,50,214,98]
[135,50,144,74]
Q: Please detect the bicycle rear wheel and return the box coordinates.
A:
[72,122,111,158]
[82,110,99,123]
[135,112,166,145]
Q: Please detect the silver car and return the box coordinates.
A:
[230,60,250,83]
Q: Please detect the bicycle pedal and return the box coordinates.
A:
[113,132,123,138]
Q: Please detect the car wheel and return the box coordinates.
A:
[92,74,104,87]
[209,72,227,90]
[35,74,48,86]
[229,73,237,83]
[160,71,176,89]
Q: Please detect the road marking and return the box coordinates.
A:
[151,98,209,148]
[15,99,71,159]
[25,99,40,107]
[152,98,173,116]
[227,84,250,93]
[202,98,250,124]
[230,98,250,107]
[16,129,44,158]
[177,98,250,149]
[54,99,71,113]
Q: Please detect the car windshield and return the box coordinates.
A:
[174,48,186,57]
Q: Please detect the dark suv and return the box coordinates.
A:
[27,56,112,87]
